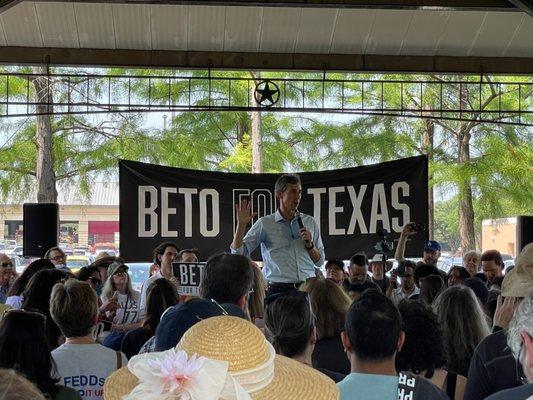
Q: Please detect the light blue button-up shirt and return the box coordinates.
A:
[231,210,325,283]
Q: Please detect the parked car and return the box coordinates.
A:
[73,247,90,256]
[66,256,91,274]
[12,246,24,257]
[10,256,24,274]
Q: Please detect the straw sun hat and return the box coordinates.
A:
[501,242,533,298]
[104,316,338,400]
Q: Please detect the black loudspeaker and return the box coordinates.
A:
[516,216,533,253]
[23,203,59,257]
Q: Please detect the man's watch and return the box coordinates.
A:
[305,242,314,250]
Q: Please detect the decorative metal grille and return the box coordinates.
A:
[1,72,531,126]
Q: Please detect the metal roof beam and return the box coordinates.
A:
[1,47,532,74]
[0,0,21,13]
[16,0,518,11]
[507,0,533,16]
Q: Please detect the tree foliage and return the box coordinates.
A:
[0,67,531,251]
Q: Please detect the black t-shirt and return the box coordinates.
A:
[371,276,389,292]
[464,329,522,400]
[316,367,346,383]
[312,336,351,375]
[121,327,152,359]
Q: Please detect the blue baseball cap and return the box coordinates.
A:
[424,240,441,252]
[155,298,246,352]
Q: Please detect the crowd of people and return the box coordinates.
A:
[0,173,531,400]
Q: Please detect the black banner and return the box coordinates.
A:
[119,156,428,262]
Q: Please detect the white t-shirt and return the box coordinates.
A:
[389,286,420,305]
[113,291,141,325]
[139,271,163,315]
[52,343,127,400]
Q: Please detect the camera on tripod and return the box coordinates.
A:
[374,228,394,254]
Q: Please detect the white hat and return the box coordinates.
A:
[371,254,384,263]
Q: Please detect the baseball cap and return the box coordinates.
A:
[424,240,441,252]
[107,261,128,277]
[155,298,247,351]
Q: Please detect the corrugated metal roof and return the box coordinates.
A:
[59,181,119,206]
[0,2,531,58]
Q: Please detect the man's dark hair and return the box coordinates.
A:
[480,250,504,268]
[177,248,201,261]
[413,263,440,286]
[199,253,253,304]
[347,281,380,295]
[325,259,344,271]
[395,300,445,378]
[274,174,301,194]
[345,291,402,361]
[152,242,180,266]
[397,260,416,277]
[349,253,368,267]
[77,265,100,282]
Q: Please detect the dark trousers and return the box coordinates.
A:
[266,282,303,297]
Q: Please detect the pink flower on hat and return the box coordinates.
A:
[126,349,209,400]
[148,351,204,396]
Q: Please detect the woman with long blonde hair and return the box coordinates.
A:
[101,262,141,351]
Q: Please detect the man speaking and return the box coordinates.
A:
[230,174,324,296]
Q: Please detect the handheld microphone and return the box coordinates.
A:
[295,211,311,246]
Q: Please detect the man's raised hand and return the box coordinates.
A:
[236,199,257,226]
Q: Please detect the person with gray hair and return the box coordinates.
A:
[462,250,482,277]
[485,293,533,400]
[230,173,325,296]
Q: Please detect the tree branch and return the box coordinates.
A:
[0,167,36,176]
[56,165,104,180]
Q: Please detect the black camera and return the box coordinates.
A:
[409,222,426,233]
[374,229,393,254]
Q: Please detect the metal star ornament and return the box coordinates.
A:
[254,80,280,107]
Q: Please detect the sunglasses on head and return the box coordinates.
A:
[264,290,309,308]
